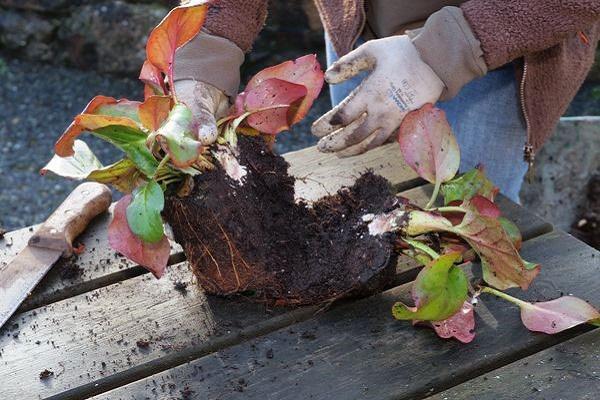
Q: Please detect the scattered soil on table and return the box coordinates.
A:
[0,226,5,240]
[39,369,54,380]
[164,136,399,306]
[571,173,600,250]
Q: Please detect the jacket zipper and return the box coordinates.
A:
[520,60,535,183]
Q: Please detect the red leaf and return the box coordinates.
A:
[146,3,207,89]
[470,195,501,218]
[55,97,141,157]
[139,60,165,98]
[139,96,173,131]
[520,296,600,334]
[398,104,460,185]
[108,196,170,278]
[429,301,475,343]
[245,54,324,124]
[234,78,308,134]
[454,201,540,290]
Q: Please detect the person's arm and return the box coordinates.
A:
[460,0,600,70]
[173,0,268,144]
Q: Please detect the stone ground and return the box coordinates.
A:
[0,57,329,229]
[0,56,598,230]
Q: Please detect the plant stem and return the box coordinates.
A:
[426,181,441,209]
[404,238,440,259]
[430,206,467,214]
[480,286,529,308]
[153,155,171,180]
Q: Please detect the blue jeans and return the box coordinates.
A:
[326,37,529,203]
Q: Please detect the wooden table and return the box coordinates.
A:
[1,143,598,400]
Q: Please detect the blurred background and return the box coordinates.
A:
[0,0,598,247]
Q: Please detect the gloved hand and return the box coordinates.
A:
[312,35,445,157]
[174,79,230,145]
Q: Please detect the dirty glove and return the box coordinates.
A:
[173,80,230,145]
[174,32,245,145]
[312,35,444,157]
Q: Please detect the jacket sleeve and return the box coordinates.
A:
[461,0,600,69]
[202,0,269,53]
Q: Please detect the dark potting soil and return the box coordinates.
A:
[164,136,399,305]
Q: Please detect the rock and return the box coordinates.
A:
[58,1,169,74]
[520,117,600,230]
[0,9,55,60]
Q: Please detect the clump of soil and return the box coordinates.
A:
[571,173,600,249]
[164,136,399,306]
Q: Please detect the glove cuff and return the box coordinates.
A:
[174,32,244,97]
[411,6,488,101]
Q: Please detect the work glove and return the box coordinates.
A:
[173,79,230,145]
[312,35,445,157]
[173,32,245,145]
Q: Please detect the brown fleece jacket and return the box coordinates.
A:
[201,0,600,154]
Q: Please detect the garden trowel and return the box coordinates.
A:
[0,182,112,330]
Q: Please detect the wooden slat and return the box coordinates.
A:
[0,209,184,314]
[426,329,600,400]
[90,230,599,400]
[0,200,555,400]
[285,142,421,202]
[0,261,320,400]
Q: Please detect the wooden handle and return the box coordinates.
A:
[28,182,112,257]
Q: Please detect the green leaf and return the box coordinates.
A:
[92,125,158,177]
[393,253,468,321]
[156,103,203,168]
[88,159,142,194]
[126,180,165,243]
[441,167,498,205]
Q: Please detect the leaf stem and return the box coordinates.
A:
[153,155,171,180]
[430,206,467,214]
[404,238,440,259]
[480,286,529,308]
[426,181,441,209]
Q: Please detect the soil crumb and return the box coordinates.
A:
[165,136,398,305]
[39,369,54,380]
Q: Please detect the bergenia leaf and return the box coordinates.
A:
[234,78,308,134]
[453,201,540,290]
[145,2,207,91]
[498,217,522,250]
[482,287,600,334]
[126,180,165,244]
[393,252,468,321]
[139,95,172,131]
[55,96,141,157]
[88,159,143,194]
[470,195,501,219]
[58,113,158,177]
[41,140,103,179]
[398,104,460,196]
[139,60,166,99]
[109,195,170,278]
[520,296,600,334]
[244,54,324,125]
[42,140,143,193]
[441,165,498,205]
[426,301,475,343]
[156,103,203,168]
